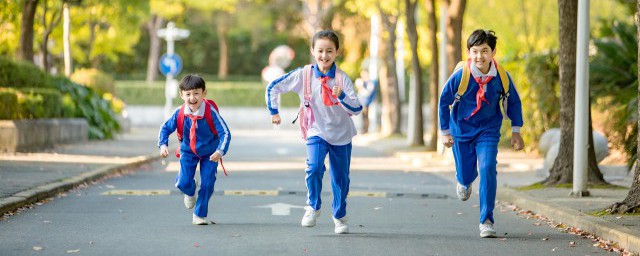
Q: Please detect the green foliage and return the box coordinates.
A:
[590,20,639,170]
[0,56,53,88]
[115,80,299,107]
[0,88,20,119]
[16,87,63,119]
[500,52,559,151]
[71,68,116,96]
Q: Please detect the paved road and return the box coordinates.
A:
[0,128,615,255]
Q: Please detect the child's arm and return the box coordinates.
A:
[438,73,460,136]
[505,73,524,150]
[335,75,363,116]
[158,109,179,156]
[266,68,303,116]
[210,106,231,159]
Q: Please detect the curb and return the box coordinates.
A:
[0,154,160,215]
[497,187,640,254]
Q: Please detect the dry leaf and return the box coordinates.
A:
[532,222,541,226]
[542,237,549,241]
[569,241,576,247]
[33,246,43,251]
[66,249,80,253]
[194,242,199,247]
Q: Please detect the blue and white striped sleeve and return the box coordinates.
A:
[158,108,180,149]
[211,105,231,156]
[337,73,362,116]
[265,68,303,115]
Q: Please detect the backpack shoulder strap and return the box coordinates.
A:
[455,60,471,102]
[303,65,313,102]
[494,60,510,96]
[203,99,218,136]
[335,67,344,88]
[176,104,186,141]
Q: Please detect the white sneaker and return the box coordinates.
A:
[183,180,199,209]
[456,183,472,201]
[301,206,320,227]
[333,217,349,234]
[192,214,208,225]
[479,220,496,238]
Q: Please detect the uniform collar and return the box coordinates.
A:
[183,101,205,116]
[313,63,336,79]
[470,60,497,78]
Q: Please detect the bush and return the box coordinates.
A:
[16,88,63,119]
[0,88,19,119]
[0,56,53,88]
[115,80,299,107]
[71,68,116,96]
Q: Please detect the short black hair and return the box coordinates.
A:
[179,74,206,91]
[311,30,340,50]
[467,29,498,51]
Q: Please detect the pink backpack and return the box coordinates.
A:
[293,65,343,140]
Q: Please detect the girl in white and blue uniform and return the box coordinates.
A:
[266,30,362,234]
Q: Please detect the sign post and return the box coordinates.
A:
[158,22,189,120]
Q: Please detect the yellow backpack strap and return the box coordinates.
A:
[454,60,470,103]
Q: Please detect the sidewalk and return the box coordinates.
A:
[0,127,160,215]
[355,132,640,254]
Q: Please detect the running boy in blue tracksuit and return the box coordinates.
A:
[438,29,524,238]
[266,30,362,234]
[158,74,231,225]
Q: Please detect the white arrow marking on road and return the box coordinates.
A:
[256,203,304,216]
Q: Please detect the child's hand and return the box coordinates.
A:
[441,134,454,148]
[210,152,222,162]
[160,147,169,158]
[271,114,281,125]
[511,133,525,151]
[332,86,343,98]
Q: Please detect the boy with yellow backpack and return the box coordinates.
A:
[438,29,524,238]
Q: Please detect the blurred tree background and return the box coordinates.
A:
[0,0,636,162]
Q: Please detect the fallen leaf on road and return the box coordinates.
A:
[66,249,80,253]
[33,246,43,251]
[542,237,549,241]
[500,238,507,241]
[569,241,576,247]
[105,185,115,189]
[615,216,622,219]
[194,242,199,247]
[456,212,464,215]
[471,205,479,208]
[374,207,382,210]
[527,232,532,236]
[232,234,241,237]
[43,221,51,224]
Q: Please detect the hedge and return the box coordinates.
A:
[0,87,63,119]
[115,80,300,107]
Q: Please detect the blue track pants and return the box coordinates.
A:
[175,151,218,218]
[305,136,352,219]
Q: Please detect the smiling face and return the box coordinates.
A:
[180,88,207,112]
[468,43,496,74]
[311,38,338,73]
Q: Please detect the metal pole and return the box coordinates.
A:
[369,14,380,133]
[437,4,448,154]
[572,0,590,197]
[63,2,72,77]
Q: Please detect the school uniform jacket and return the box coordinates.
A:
[266,64,362,146]
[439,61,523,142]
[158,102,231,157]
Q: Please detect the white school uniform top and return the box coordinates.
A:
[266,64,362,145]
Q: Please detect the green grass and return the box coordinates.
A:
[515,182,627,191]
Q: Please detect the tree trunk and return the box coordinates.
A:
[216,15,229,79]
[425,0,438,151]
[607,0,640,214]
[405,0,424,146]
[41,1,62,73]
[588,107,608,184]
[545,0,578,185]
[19,0,39,63]
[379,5,401,136]
[146,14,163,83]
[444,0,466,74]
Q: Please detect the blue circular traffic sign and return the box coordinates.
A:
[159,54,183,77]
